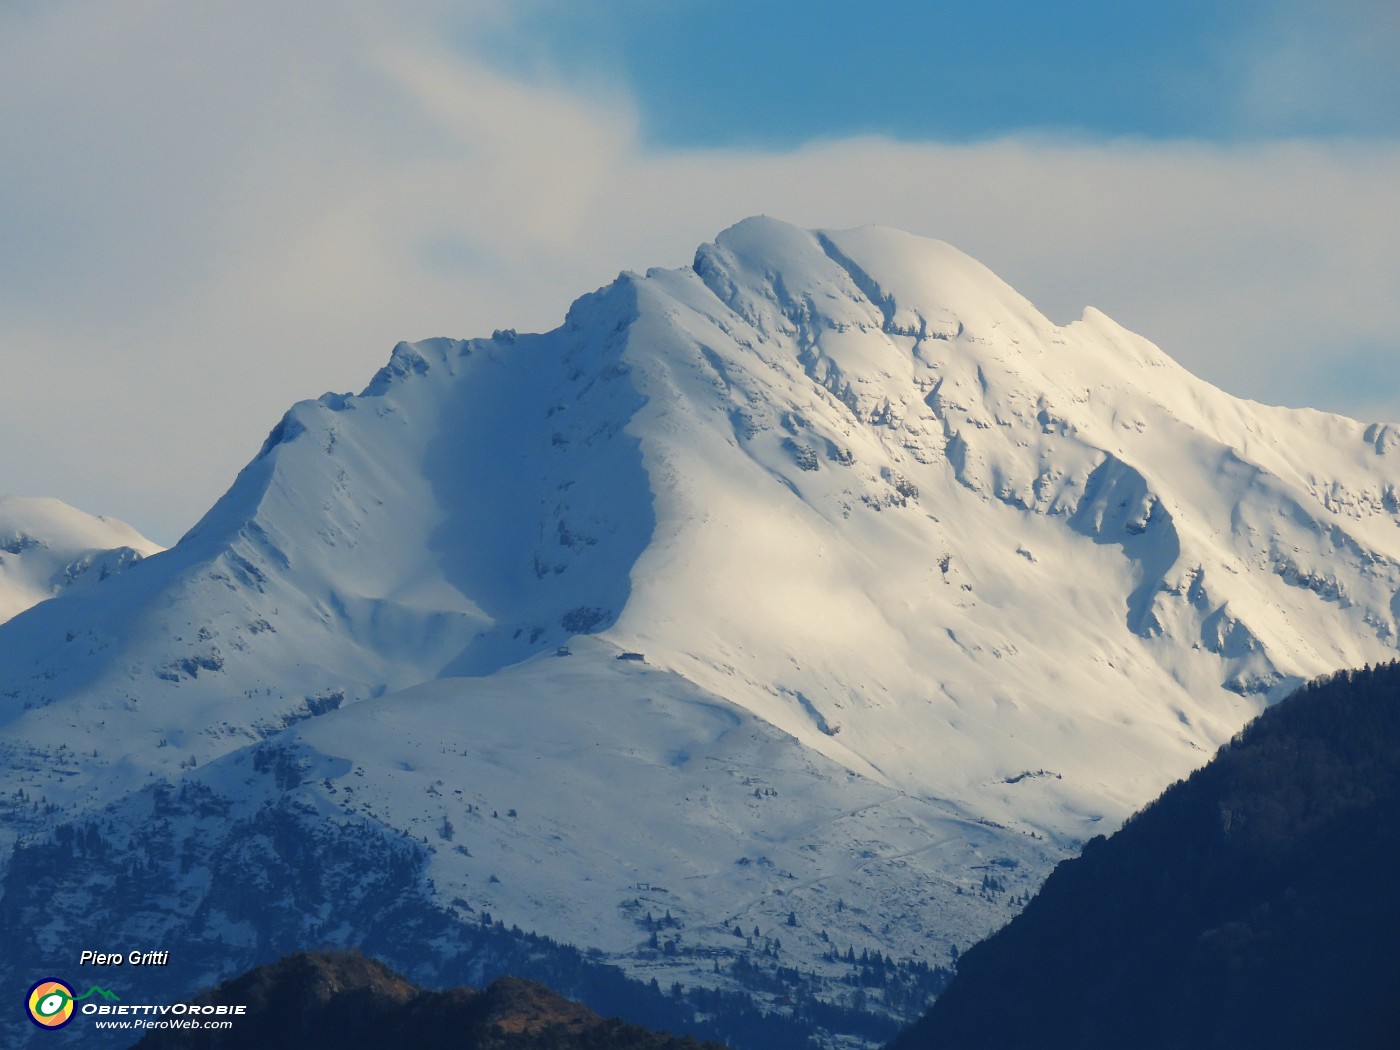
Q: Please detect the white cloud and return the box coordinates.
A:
[2,2,1398,541]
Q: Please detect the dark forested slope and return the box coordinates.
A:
[893,664,1400,1050]
[133,950,722,1050]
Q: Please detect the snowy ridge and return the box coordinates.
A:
[4,218,1400,1038]
[0,495,161,624]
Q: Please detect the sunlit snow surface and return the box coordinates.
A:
[273,640,1043,968]
[5,218,1400,1026]
[0,495,161,623]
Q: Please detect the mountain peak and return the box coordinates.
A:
[696,216,1049,342]
[6,220,1400,1045]
[0,494,161,624]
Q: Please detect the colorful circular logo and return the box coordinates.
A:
[27,979,75,1029]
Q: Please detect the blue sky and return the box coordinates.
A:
[0,1,1397,541]
[486,0,1398,145]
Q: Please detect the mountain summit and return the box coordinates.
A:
[4,218,1400,1043]
[0,495,160,623]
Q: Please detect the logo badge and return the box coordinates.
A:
[27,979,76,1029]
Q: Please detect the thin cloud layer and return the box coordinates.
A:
[2,2,1397,541]
[1232,0,1400,135]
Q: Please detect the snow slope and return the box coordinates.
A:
[5,218,1400,1037]
[0,495,161,623]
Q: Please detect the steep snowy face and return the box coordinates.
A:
[0,280,657,806]
[5,217,1400,1040]
[600,217,1400,832]
[0,496,161,624]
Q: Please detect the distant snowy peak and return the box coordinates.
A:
[0,495,162,623]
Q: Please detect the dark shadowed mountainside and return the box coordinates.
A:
[132,950,723,1050]
[891,663,1400,1050]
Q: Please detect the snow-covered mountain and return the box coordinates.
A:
[0,495,161,624]
[5,218,1400,1043]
